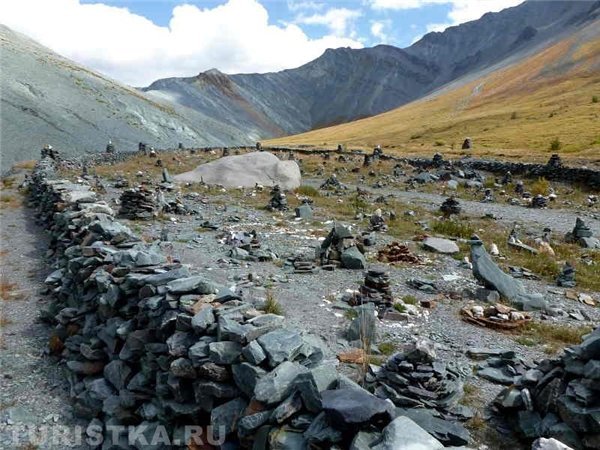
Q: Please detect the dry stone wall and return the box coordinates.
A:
[28,155,459,449]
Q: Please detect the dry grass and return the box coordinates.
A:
[0,312,13,327]
[12,160,37,170]
[0,278,25,301]
[515,322,592,354]
[263,290,284,316]
[0,191,22,209]
[266,33,600,163]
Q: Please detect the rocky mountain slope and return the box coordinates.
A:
[0,26,247,167]
[144,0,600,140]
[266,17,600,157]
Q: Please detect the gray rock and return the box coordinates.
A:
[531,438,574,450]
[470,239,546,311]
[170,358,196,379]
[341,246,367,270]
[297,364,339,412]
[295,204,313,220]
[191,307,215,333]
[254,361,308,405]
[167,276,218,295]
[304,411,343,444]
[269,428,308,450]
[347,304,377,346]
[257,329,304,367]
[209,341,242,364]
[238,411,272,437]
[104,360,132,390]
[321,388,394,430]
[397,409,470,446]
[371,416,444,450]
[210,397,247,442]
[350,431,381,450]
[423,237,459,254]
[242,340,267,365]
[232,362,267,397]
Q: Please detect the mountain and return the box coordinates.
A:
[0,26,248,167]
[144,0,600,140]
[265,18,600,160]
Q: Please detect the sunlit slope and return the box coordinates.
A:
[266,22,600,160]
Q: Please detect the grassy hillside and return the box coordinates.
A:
[266,25,600,164]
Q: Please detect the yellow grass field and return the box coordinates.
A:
[266,31,600,164]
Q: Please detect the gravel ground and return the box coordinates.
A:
[0,170,88,449]
[0,165,598,450]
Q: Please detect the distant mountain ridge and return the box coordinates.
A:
[1,0,599,165]
[143,0,600,139]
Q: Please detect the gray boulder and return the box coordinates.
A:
[341,246,367,269]
[320,388,394,430]
[371,416,444,450]
[423,237,459,254]
[174,152,301,190]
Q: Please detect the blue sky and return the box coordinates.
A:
[1,0,523,85]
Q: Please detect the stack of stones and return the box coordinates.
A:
[266,185,288,211]
[357,268,393,309]
[548,153,563,168]
[432,153,444,167]
[320,174,347,191]
[493,327,600,449]
[369,209,388,232]
[292,257,317,274]
[440,197,461,217]
[30,154,466,450]
[118,187,157,220]
[366,340,471,447]
[566,218,600,249]
[531,195,548,209]
[556,262,576,288]
[318,224,367,270]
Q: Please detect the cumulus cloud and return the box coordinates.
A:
[0,0,363,86]
[295,7,362,37]
[372,0,524,30]
[370,21,390,42]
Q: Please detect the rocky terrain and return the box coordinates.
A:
[0,145,598,449]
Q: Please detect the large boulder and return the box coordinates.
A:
[174,151,301,189]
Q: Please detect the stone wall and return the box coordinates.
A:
[28,155,448,449]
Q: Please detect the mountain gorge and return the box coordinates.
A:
[1,0,599,165]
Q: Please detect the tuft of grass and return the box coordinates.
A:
[0,192,22,209]
[393,303,406,313]
[431,220,474,239]
[13,160,37,170]
[0,313,13,327]
[378,342,396,356]
[593,95,598,103]
[460,383,481,407]
[515,323,592,354]
[530,177,550,196]
[263,290,284,315]
[402,295,418,305]
[549,137,562,151]
[295,185,320,197]
[345,309,359,320]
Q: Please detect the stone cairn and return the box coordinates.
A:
[118,186,158,220]
[357,267,393,309]
[493,327,600,449]
[461,138,472,150]
[366,340,471,447]
[41,144,60,160]
[30,155,458,449]
[566,218,599,249]
[369,208,388,232]
[440,197,461,217]
[377,242,423,265]
[320,174,347,190]
[547,153,563,168]
[556,262,576,288]
[266,185,288,211]
[531,194,548,209]
[318,224,366,270]
[432,153,444,167]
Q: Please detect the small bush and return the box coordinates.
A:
[295,185,320,197]
[393,303,406,313]
[510,111,518,120]
[345,309,359,320]
[263,290,284,315]
[434,141,445,147]
[593,95,599,103]
[431,220,474,239]
[549,137,562,151]
[516,323,592,354]
[530,177,550,196]
[378,342,396,356]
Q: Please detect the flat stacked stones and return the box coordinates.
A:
[358,268,393,308]
[440,197,461,217]
[266,185,288,211]
[118,187,157,220]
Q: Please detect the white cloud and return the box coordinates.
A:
[287,0,325,12]
[370,20,390,43]
[426,22,453,33]
[295,8,362,37]
[0,0,363,86]
[371,0,523,23]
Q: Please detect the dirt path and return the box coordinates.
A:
[306,178,600,235]
[0,171,86,449]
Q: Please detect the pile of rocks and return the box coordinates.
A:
[556,262,576,288]
[30,155,466,449]
[223,231,277,262]
[266,185,288,211]
[118,187,157,220]
[357,268,393,308]
[467,348,530,386]
[377,242,423,265]
[318,224,366,269]
[440,197,461,217]
[493,327,600,449]
[369,209,388,232]
[366,340,471,446]
[566,218,600,249]
[531,195,548,208]
[320,174,347,191]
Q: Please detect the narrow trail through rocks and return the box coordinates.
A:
[0,170,86,449]
[306,178,600,235]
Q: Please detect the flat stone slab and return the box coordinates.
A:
[423,237,460,254]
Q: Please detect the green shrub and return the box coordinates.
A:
[295,185,320,197]
[593,95,598,103]
[530,177,550,196]
[431,220,474,239]
[549,137,561,151]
